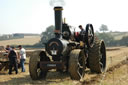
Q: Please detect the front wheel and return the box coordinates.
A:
[68,49,86,80]
[29,51,47,80]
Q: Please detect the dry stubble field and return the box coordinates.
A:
[0,47,128,85]
[0,36,41,47]
[0,37,128,85]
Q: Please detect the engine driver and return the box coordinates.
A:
[79,25,85,41]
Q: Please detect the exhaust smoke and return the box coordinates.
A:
[50,0,65,7]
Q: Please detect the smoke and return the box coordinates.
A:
[50,0,65,7]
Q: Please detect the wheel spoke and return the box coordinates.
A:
[77,55,84,77]
[77,64,83,77]
[78,62,83,69]
[37,68,41,77]
[77,68,83,78]
[99,62,103,68]
[99,53,104,69]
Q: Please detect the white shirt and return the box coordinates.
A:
[20,48,26,59]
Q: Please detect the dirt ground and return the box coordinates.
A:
[0,46,128,85]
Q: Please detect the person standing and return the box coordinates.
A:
[79,25,84,34]
[5,45,12,53]
[79,25,85,41]
[4,45,12,57]
[18,45,26,72]
[8,46,18,74]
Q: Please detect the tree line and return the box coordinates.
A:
[39,24,128,47]
[96,24,128,46]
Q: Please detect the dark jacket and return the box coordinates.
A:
[8,50,17,60]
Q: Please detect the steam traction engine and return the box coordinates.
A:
[29,7,106,80]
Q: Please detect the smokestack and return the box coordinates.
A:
[54,6,63,38]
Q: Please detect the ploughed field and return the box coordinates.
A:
[0,47,128,85]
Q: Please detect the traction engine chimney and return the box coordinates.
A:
[54,6,63,38]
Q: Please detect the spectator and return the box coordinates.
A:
[8,46,18,74]
[18,45,26,72]
[5,45,12,53]
[3,45,12,57]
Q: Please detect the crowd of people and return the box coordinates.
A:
[4,45,26,75]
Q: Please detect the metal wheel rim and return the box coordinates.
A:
[99,42,106,71]
[36,63,42,77]
[77,52,85,77]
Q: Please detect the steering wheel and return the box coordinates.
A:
[85,24,94,48]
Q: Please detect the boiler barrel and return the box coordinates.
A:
[45,38,69,56]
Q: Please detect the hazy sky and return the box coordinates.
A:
[0,0,128,34]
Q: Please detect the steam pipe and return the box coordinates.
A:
[54,6,63,38]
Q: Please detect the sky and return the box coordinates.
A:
[0,0,128,34]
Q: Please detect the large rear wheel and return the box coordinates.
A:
[88,39,106,73]
[29,51,47,80]
[68,49,86,80]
